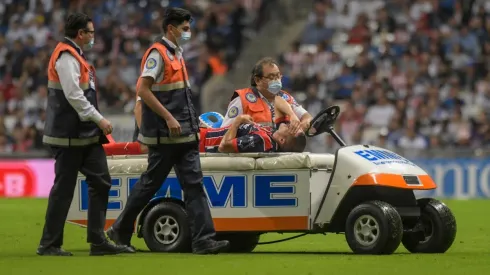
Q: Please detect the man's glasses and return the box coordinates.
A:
[261,73,282,81]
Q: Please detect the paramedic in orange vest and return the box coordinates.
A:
[38,12,130,257]
[221,57,313,133]
[107,7,229,255]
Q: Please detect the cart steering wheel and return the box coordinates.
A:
[305,105,340,137]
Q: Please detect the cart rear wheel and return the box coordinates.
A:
[402,199,456,253]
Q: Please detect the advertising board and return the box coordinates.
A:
[1,156,490,199]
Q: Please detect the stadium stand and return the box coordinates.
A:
[2,0,489,155]
[0,0,270,153]
[278,0,490,154]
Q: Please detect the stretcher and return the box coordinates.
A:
[66,106,457,254]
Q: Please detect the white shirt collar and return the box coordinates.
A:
[64,37,83,55]
[162,35,183,54]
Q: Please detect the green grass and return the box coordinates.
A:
[0,198,488,275]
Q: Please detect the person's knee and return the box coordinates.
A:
[86,174,112,192]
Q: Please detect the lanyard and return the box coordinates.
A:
[260,95,276,128]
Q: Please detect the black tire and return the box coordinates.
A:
[345,200,403,255]
[141,202,192,253]
[402,198,457,253]
[216,233,260,253]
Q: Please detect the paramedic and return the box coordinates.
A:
[106,7,230,255]
[221,57,313,132]
[38,12,130,256]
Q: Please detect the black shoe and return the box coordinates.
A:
[193,240,230,255]
[89,240,132,256]
[37,246,73,256]
[106,227,136,253]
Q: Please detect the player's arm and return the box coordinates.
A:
[137,50,174,121]
[274,95,298,121]
[298,111,312,131]
[288,95,312,131]
[221,97,243,127]
[218,115,253,153]
[275,96,302,134]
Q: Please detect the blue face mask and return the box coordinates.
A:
[268,80,282,94]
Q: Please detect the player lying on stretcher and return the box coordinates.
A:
[103,95,306,155]
[200,95,306,153]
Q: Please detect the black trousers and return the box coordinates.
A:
[39,144,112,248]
[111,141,216,247]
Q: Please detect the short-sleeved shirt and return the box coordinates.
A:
[200,123,278,153]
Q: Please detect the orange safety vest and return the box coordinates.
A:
[208,56,227,75]
[138,43,190,93]
[137,40,199,145]
[233,88,296,128]
[44,40,106,147]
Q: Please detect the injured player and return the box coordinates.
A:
[103,95,306,155]
[202,94,306,153]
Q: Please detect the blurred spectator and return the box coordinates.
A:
[0,0,270,152]
[281,0,490,153]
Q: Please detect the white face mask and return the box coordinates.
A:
[173,27,191,46]
[268,80,282,94]
[179,31,191,44]
[84,38,94,51]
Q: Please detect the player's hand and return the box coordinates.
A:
[166,117,182,136]
[238,115,254,124]
[97,118,113,135]
[288,116,302,135]
[300,120,310,132]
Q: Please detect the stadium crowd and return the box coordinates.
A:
[0,0,269,153]
[279,0,490,154]
[2,0,490,155]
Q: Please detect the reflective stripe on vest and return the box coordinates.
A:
[48,80,90,90]
[151,80,191,92]
[137,133,197,145]
[43,135,99,146]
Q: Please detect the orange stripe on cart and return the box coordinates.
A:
[352,173,436,190]
[68,216,309,232]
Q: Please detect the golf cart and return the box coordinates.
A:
[67,106,457,254]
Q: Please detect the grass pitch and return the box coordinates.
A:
[0,198,488,275]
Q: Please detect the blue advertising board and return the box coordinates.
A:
[411,157,490,199]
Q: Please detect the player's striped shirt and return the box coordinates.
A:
[199,123,278,153]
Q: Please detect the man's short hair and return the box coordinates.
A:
[279,133,307,153]
[162,7,192,33]
[250,57,279,86]
[64,13,92,39]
